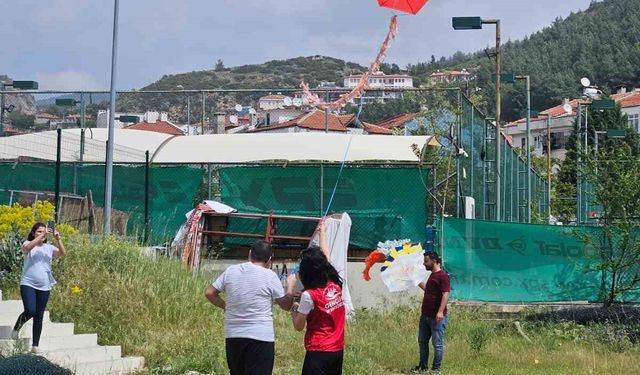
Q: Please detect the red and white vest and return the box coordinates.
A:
[304,281,346,352]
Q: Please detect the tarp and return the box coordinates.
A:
[219,165,428,249]
[151,133,440,164]
[0,131,440,164]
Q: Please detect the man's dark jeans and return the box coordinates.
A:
[418,314,448,370]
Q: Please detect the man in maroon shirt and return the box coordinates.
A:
[412,251,450,373]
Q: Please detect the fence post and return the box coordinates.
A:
[207,163,212,200]
[144,150,150,244]
[55,128,62,221]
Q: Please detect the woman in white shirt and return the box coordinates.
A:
[11,222,65,353]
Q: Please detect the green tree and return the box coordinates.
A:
[7,112,35,129]
[214,59,225,71]
[577,143,640,306]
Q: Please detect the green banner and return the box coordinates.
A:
[443,218,603,302]
[219,165,428,249]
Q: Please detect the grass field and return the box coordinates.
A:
[1,234,639,374]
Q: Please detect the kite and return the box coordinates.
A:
[378,0,429,15]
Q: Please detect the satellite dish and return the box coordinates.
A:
[293,98,303,107]
[580,77,591,88]
[283,97,293,106]
[562,103,572,114]
[248,108,256,115]
[234,104,243,112]
[229,115,238,124]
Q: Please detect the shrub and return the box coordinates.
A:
[467,323,493,355]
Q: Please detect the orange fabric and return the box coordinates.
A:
[362,251,387,281]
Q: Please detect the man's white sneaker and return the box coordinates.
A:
[30,346,41,354]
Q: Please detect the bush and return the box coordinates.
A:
[0,232,25,289]
[467,323,493,355]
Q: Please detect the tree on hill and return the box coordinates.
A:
[215,59,225,71]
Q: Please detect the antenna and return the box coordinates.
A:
[229,115,238,125]
[580,77,591,88]
[234,104,243,112]
[562,103,572,114]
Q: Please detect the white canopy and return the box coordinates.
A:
[0,130,440,164]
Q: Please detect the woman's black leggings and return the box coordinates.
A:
[13,285,51,347]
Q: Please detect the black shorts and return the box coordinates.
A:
[225,338,275,375]
[302,350,344,375]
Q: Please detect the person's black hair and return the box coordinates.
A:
[27,222,47,243]
[250,240,272,263]
[298,246,342,289]
[424,250,441,264]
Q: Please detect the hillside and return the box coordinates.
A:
[115,56,366,122]
[408,0,640,120]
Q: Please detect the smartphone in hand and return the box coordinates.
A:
[47,220,56,232]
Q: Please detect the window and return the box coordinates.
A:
[521,137,526,148]
[628,113,640,132]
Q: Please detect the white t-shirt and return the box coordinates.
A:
[298,291,314,315]
[21,241,57,291]
[212,262,285,342]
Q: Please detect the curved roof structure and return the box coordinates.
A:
[0,130,439,164]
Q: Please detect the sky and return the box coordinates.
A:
[0,0,594,91]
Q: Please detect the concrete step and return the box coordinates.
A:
[0,300,26,313]
[70,356,145,375]
[0,322,74,339]
[0,311,50,325]
[0,333,97,352]
[44,345,122,365]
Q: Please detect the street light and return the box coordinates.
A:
[453,16,502,220]
[515,75,532,223]
[0,80,39,136]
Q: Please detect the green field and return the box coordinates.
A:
[1,235,639,374]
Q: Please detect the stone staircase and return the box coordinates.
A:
[0,290,145,374]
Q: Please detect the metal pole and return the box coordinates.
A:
[525,76,531,223]
[55,128,62,221]
[0,82,5,136]
[576,104,582,223]
[546,114,551,221]
[201,91,205,134]
[456,90,461,217]
[80,93,86,162]
[494,20,502,221]
[207,163,212,200]
[144,150,150,244]
[104,0,120,235]
[187,96,191,126]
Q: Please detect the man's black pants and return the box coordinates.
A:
[225,338,275,375]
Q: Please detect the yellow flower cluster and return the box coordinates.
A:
[0,201,77,239]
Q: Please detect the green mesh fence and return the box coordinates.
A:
[441,217,640,302]
[0,162,204,243]
[458,95,548,222]
[219,165,429,249]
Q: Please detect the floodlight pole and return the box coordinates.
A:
[489,19,502,222]
[104,0,120,235]
[515,75,531,223]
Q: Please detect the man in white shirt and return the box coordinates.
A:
[205,240,294,375]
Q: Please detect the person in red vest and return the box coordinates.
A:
[288,241,346,375]
[412,251,450,373]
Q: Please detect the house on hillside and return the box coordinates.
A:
[124,119,185,136]
[343,71,413,103]
[97,110,169,129]
[504,87,640,161]
[247,110,392,135]
[429,69,473,85]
